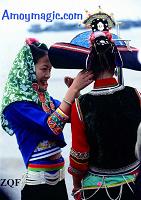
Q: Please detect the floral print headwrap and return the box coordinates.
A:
[1,40,53,135]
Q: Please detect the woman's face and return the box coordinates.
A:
[35,54,52,90]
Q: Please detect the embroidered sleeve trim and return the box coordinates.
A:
[70,148,89,161]
[56,107,69,121]
[68,166,85,177]
[70,157,89,165]
[75,98,83,121]
[47,108,69,135]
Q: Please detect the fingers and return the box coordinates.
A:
[64,76,74,88]
[80,69,93,76]
[80,70,94,80]
[81,71,94,87]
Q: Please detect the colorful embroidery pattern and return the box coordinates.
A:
[47,108,69,135]
[32,83,55,113]
[70,148,89,163]
[35,141,56,151]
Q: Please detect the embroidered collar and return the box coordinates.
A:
[89,78,125,96]
[94,78,118,88]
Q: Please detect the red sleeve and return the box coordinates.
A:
[68,99,89,177]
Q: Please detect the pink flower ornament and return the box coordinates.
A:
[25,38,39,45]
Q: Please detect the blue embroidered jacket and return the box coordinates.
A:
[3,97,67,167]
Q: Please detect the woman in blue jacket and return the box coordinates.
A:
[0,38,93,200]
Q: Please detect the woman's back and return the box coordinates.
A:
[79,86,140,169]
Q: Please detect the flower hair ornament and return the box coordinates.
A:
[25,38,43,47]
[89,31,113,46]
[89,31,123,66]
[87,31,124,85]
[25,38,39,45]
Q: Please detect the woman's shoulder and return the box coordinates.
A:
[78,93,92,104]
[3,101,40,114]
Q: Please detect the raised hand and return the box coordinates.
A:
[70,70,94,91]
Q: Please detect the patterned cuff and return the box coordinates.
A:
[47,108,69,135]
[70,148,89,164]
[68,166,85,178]
[56,107,69,121]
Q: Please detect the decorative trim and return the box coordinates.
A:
[52,43,90,54]
[83,12,115,29]
[47,108,69,135]
[89,160,140,176]
[70,148,89,160]
[75,98,83,121]
[56,108,69,121]
[68,166,84,176]
[89,85,125,96]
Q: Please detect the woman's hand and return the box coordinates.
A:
[71,175,82,200]
[64,70,94,90]
[59,70,94,116]
[70,70,94,92]
[72,188,82,200]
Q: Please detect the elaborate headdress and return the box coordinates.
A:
[83,6,115,31]
[83,7,123,85]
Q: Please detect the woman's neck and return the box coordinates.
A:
[96,71,114,80]
[93,71,118,88]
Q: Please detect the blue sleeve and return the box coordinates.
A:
[50,96,61,108]
[3,101,66,144]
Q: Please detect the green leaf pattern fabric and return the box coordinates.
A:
[1,44,50,135]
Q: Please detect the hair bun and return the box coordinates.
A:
[95,36,110,46]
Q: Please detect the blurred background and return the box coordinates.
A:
[0,0,141,199]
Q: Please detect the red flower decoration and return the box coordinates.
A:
[103,31,113,41]
[89,31,113,45]
[25,38,39,45]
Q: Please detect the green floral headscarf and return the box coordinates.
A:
[1,43,51,135]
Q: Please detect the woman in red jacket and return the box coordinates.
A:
[68,32,141,200]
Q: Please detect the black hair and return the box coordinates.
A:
[87,35,117,75]
[29,42,48,64]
